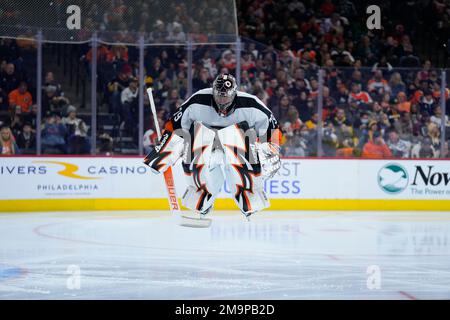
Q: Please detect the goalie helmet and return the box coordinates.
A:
[212,73,237,117]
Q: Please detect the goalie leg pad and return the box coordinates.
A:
[182,155,225,212]
[181,186,216,213]
[181,123,224,213]
[224,164,270,214]
[216,123,269,214]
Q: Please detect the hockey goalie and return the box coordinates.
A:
[144,73,282,220]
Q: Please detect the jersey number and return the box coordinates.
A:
[173,110,183,122]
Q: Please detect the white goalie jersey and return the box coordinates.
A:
[164,88,280,140]
[144,88,282,215]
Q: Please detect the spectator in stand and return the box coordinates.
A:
[0,63,21,94]
[430,106,450,128]
[332,107,354,147]
[396,92,411,113]
[120,77,139,135]
[239,70,253,92]
[162,89,182,115]
[349,82,372,105]
[411,137,437,158]
[282,106,303,137]
[110,45,129,65]
[367,70,390,96]
[386,129,410,158]
[192,68,210,92]
[274,94,291,123]
[147,57,164,81]
[149,20,168,43]
[333,82,350,106]
[358,119,378,149]
[322,121,339,156]
[8,81,32,113]
[86,43,114,64]
[426,122,441,156]
[166,22,186,43]
[0,125,19,155]
[398,111,415,140]
[265,78,279,99]
[44,72,63,96]
[42,85,69,115]
[348,70,364,88]
[336,138,356,157]
[143,128,156,155]
[200,50,217,78]
[9,105,23,137]
[41,113,67,154]
[107,64,132,115]
[23,104,38,129]
[419,90,436,115]
[305,112,319,130]
[281,133,307,157]
[369,102,384,123]
[362,131,392,158]
[16,122,36,154]
[142,117,163,155]
[241,51,256,72]
[219,50,236,72]
[389,72,406,98]
[62,106,90,154]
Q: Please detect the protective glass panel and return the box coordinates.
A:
[0,0,238,45]
[40,43,91,155]
[321,66,446,159]
[0,37,37,155]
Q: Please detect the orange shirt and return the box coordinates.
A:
[367,79,389,92]
[397,101,411,113]
[1,140,13,154]
[350,91,372,104]
[411,90,423,104]
[87,46,114,62]
[270,128,284,146]
[8,89,33,112]
[336,147,354,157]
[288,118,302,131]
[362,141,392,159]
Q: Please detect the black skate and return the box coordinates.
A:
[242,210,256,221]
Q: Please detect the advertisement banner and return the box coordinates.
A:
[0,157,448,201]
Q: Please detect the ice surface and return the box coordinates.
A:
[0,210,449,299]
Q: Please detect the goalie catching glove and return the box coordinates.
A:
[257,142,281,179]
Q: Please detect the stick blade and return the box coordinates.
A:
[173,211,212,228]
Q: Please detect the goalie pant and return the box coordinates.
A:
[144,88,282,214]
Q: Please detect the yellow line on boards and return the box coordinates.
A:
[0,198,449,212]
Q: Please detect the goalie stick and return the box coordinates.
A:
[146,88,212,228]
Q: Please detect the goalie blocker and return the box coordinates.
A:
[144,122,281,217]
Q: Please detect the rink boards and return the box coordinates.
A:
[0,157,449,212]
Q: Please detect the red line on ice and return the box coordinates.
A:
[398,291,418,300]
